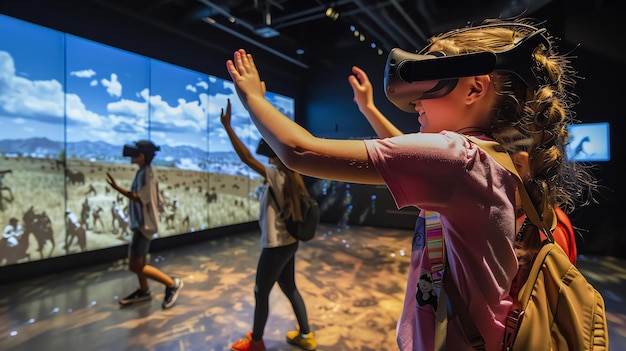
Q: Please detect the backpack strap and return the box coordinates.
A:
[427,211,486,351]
[465,136,555,239]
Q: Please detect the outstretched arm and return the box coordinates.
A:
[349,66,403,138]
[220,99,266,178]
[226,49,383,185]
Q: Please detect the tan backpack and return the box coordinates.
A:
[503,241,608,350]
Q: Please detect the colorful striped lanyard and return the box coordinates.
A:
[425,210,445,287]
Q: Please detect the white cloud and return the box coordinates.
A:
[101,73,122,98]
[70,69,96,78]
[185,84,197,93]
[149,92,208,131]
[90,79,98,87]
[65,93,104,127]
[0,51,64,119]
[196,81,208,90]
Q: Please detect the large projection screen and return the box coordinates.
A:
[0,14,295,267]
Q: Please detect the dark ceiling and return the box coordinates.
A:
[2,0,622,72]
[83,0,566,69]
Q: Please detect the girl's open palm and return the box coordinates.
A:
[226,49,265,110]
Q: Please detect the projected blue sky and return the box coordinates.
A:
[0,13,294,156]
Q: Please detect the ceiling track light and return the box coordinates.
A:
[325,7,339,20]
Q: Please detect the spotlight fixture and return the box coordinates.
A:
[325,7,339,20]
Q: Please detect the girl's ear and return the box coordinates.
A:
[466,75,491,103]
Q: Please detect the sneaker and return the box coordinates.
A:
[231,332,266,351]
[118,288,151,306]
[162,277,184,309]
[286,330,317,351]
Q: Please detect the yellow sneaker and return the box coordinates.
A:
[286,330,317,351]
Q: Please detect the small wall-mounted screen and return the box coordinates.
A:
[566,122,610,162]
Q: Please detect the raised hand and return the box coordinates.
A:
[220,99,232,127]
[226,49,266,111]
[105,172,120,192]
[348,66,374,111]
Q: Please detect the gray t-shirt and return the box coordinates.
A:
[259,166,297,248]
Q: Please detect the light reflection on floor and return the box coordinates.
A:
[0,223,624,351]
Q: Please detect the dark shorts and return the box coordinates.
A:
[128,229,151,257]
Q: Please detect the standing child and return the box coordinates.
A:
[226,18,596,351]
[221,99,316,351]
[106,140,183,309]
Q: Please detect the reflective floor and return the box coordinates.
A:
[0,223,624,351]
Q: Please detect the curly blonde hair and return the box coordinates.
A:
[427,18,597,218]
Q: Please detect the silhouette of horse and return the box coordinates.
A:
[206,191,217,203]
[22,206,55,260]
[65,168,85,185]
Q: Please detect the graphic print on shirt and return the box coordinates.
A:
[413,216,439,311]
[412,216,425,251]
[416,273,438,310]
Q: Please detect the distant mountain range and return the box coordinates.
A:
[0,137,259,175]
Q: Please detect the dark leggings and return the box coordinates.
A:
[252,241,310,340]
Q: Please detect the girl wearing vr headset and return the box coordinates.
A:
[226,18,596,351]
[221,99,316,351]
[348,66,579,266]
[106,140,184,309]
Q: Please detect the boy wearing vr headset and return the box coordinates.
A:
[106,140,183,309]
[226,17,596,351]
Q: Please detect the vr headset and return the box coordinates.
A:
[256,138,277,158]
[384,28,550,113]
[123,141,161,157]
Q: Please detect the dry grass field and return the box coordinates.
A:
[0,156,263,267]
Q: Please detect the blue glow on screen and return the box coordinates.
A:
[566,122,610,162]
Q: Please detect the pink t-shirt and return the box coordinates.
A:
[364,131,518,351]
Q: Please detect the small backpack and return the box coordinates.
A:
[269,187,320,242]
[503,242,609,350]
[431,137,609,351]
